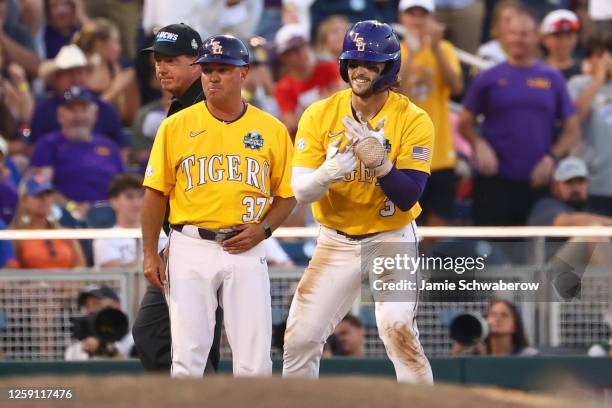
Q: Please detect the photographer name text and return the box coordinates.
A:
[372,279,540,292]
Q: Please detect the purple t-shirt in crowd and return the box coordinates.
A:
[462,61,575,181]
[44,25,79,59]
[29,94,128,147]
[30,131,124,202]
[0,179,17,225]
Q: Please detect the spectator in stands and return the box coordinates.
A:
[528,157,612,226]
[41,0,86,59]
[72,18,139,124]
[30,86,124,220]
[93,174,167,268]
[32,44,128,157]
[314,14,349,62]
[10,173,86,268]
[434,0,485,54]
[243,36,278,116]
[452,299,537,356]
[0,43,34,127]
[588,0,612,36]
[0,135,17,225]
[398,0,463,227]
[274,23,343,137]
[0,0,40,76]
[476,0,523,65]
[80,0,139,61]
[541,9,582,81]
[567,35,612,216]
[131,89,171,166]
[0,218,17,267]
[65,284,134,360]
[458,11,580,226]
[332,314,366,357]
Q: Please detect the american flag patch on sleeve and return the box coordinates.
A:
[411,146,431,162]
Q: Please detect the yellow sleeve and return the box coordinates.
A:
[142,119,175,194]
[442,40,461,75]
[395,108,435,174]
[270,124,295,198]
[292,106,325,168]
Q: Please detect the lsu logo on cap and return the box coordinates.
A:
[211,40,223,55]
[156,31,178,43]
[352,33,365,52]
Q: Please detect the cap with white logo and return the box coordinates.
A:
[140,23,203,57]
[541,9,580,35]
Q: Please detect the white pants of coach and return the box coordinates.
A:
[166,226,272,378]
[283,223,433,384]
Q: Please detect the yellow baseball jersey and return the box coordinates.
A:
[399,40,461,171]
[144,102,294,229]
[293,88,434,235]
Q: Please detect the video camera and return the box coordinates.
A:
[449,313,489,346]
[70,307,129,357]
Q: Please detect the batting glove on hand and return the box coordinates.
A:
[314,138,356,184]
[342,116,392,178]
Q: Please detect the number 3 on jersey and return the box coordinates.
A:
[380,197,395,217]
[242,196,267,222]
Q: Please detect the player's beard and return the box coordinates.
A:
[350,77,375,98]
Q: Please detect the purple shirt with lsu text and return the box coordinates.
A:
[462,61,575,181]
[30,131,124,202]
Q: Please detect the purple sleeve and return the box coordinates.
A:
[30,136,55,167]
[462,72,486,114]
[553,72,576,120]
[96,100,129,147]
[378,167,429,212]
[29,100,55,145]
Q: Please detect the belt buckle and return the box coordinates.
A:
[215,228,235,243]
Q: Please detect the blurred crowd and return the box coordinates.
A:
[0,0,611,270]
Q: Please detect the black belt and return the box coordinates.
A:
[335,229,379,241]
[171,224,238,242]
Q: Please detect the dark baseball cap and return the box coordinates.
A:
[61,86,94,106]
[77,285,120,307]
[140,23,202,57]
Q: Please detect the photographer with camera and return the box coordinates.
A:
[450,299,538,356]
[65,285,133,360]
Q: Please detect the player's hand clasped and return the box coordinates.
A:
[314,137,357,185]
[342,115,393,177]
[222,224,266,254]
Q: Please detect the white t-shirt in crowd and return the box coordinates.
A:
[93,226,167,268]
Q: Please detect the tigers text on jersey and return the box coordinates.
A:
[144,101,294,229]
[293,89,434,235]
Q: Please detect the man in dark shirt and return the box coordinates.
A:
[132,23,223,374]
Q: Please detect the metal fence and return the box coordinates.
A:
[0,264,609,361]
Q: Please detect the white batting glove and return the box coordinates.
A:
[342,116,392,178]
[342,115,387,144]
[313,138,356,184]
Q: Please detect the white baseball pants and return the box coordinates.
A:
[166,226,272,378]
[283,223,433,384]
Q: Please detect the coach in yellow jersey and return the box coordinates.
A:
[284,20,434,384]
[142,35,296,378]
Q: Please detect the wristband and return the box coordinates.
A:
[261,222,272,239]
